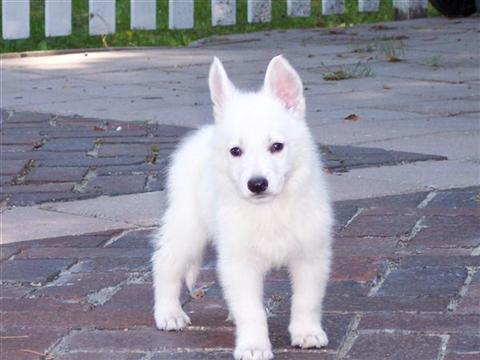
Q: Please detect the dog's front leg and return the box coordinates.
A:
[218,257,273,360]
[288,255,330,349]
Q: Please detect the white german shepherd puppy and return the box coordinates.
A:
[152,55,333,360]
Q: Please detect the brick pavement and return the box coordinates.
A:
[1,187,479,359]
[1,110,446,207]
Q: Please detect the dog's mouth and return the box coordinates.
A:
[249,193,274,203]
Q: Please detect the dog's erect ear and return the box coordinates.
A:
[209,57,234,114]
[264,55,305,116]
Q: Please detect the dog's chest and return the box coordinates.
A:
[218,203,307,267]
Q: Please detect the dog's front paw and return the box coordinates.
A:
[290,327,328,349]
[154,307,191,331]
[234,347,274,360]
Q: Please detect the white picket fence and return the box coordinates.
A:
[1,0,428,40]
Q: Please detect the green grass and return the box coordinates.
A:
[0,0,440,54]
[321,61,374,81]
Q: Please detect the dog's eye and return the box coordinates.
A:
[270,143,284,153]
[230,147,242,157]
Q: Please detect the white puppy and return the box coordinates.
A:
[152,55,333,360]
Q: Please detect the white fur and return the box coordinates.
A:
[152,55,333,359]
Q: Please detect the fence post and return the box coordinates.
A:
[131,0,156,30]
[247,0,272,23]
[2,0,30,40]
[322,0,345,15]
[45,0,72,37]
[89,0,116,35]
[212,0,236,26]
[169,0,194,29]
[287,0,311,17]
[358,0,380,13]
[393,0,428,20]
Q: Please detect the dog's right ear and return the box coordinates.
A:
[209,57,234,114]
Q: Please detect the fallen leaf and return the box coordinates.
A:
[370,24,394,31]
[344,114,361,121]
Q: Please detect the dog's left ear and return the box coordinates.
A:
[264,55,305,117]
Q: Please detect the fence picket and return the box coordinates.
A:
[393,0,428,20]
[89,0,115,35]
[45,0,71,37]
[169,0,194,29]
[287,0,311,17]
[358,0,380,12]
[131,0,156,30]
[247,0,271,23]
[212,0,236,26]
[322,0,345,15]
[2,0,30,40]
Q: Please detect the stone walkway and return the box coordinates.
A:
[1,110,446,207]
[1,187,479,359]
[1,15,479,360]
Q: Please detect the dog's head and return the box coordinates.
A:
[209,55,311,203]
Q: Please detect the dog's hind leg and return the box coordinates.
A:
[152,208,207,331]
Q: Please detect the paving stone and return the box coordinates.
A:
[333,236,398,256]
[331,256,382,282]
[0,283,34,299]
[377,267,467,297]
[409,223,480,250]
[0,258,75,284]
[0,299,96,328]
[1,182,75,194]
[37,154,147,167]
[0,246,21,261]
[322,144,446,173]
[337,191,429,208]
[345,333,442,360]
[153,352,335,359]
[6,191,95,207]
[70,257,149,273]
[25,231,120,248]
[55,354,144,360]
[457,272,480,314]
[85,175,147,196]
[426,187,480,209]
[445,354,480,360]
[35,271,129,302]
[0,144,33,153]
[95,163,163,176]
[0,327,66,360]
[98,143,154,157]
[103,284,154,310]
[448,334,480,353]
[359,313,480,333]
[40,128,148,139]
[332,203,358,228]
[42,138,95,152]
[59,328,235,352]
[341,213,418,237]
[399,255,480,268]
[1,159,27,174]
[15,247,150,260]
[0,175,14,184]
[24,167,88,184]
[7,111,52,123]
[106,229,156,248]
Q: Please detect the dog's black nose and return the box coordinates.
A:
[248,177,269,194]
